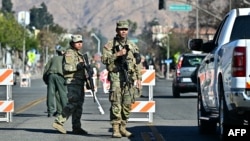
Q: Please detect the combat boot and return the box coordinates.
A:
[52,122,66,134]
[52,115,67,134]
[120,121,132,137]
[72,128,88,135]
[112,124,122,138]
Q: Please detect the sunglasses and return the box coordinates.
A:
[119,28,128,31]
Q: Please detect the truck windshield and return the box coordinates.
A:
[181,56,206,67]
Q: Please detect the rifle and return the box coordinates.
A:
[82,54,105,115]
[118,45,134,102]
[120,45,130,86]
[82,54,96,102]
[113,39,136,101]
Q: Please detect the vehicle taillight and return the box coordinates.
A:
[176,57,183,76]
[232,47,246,77]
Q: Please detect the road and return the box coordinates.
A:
[0,76,220,141]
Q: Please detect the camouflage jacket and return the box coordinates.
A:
[101,37,141,82]
[63,47,85,85]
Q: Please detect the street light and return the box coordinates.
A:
[22,28,26,73]
[18,11,30,73]
[91,33,101,55]
[166,32,172,79]
[152,24,173,78]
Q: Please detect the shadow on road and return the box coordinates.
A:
[0,125,221,141]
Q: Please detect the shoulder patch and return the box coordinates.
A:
[65,53,72,57]
[104,40,113,50]
[65,49,74,57]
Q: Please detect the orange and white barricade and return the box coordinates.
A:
[130,101,155,113]
[0,101,14,112]
[20,73,31,87]
[102,79,110,94]
[129,65,156,123]
[0,68,14,122]
[100,69,110,94]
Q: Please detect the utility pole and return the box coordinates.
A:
[196,0,199,38]
[166,34,170,79]
[18,11,30,73]
[22,29,26,73]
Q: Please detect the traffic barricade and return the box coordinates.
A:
[0,67,14,122]
[99,69,110,94]
[20,73,31,87]
[128,65,156,123]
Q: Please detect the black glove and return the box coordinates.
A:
[77,62,85,70]
[133,53,141,64]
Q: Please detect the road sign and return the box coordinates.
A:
[169,4,192,11]
[165,59,173,64]
[18,11,30,25]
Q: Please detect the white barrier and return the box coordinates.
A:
[128,65,156,123]
[99,69,109,94]
[20,73,31,87]
[99,66,156,123]
[0,66,14,122]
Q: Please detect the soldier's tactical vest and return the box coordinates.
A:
[63,49,85,84]
[107,39,138,82]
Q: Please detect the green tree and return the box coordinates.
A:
[1,0,13,14]
[29,2,53,30]
[37,29,57,53]
[29,2,67,57]
[0,13,24,50]
[127,19,137,36]
[26,35,39,51]
[49,23,67,34]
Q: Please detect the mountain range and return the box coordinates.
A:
[4,0,226,39]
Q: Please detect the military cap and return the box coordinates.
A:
[116,20,129,29]
[71,34,83,42]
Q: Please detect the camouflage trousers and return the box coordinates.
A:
[109,81,135,124]
[55,84,85,129]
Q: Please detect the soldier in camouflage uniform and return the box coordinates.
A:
[101,20,142,138]
[52,34,88,135]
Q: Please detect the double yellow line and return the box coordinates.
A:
[14,97,46,114]
[141,123,166,141]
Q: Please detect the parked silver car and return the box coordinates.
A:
[172,53,206,97]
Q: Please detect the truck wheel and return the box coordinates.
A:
[172,83,180,98]
[219,95,226,139]
[197,87,217,134]
[218,86,244,138]
[172,87,180,98]
[218,89,234,138]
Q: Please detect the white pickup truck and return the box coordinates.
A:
[188,8,250,137]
